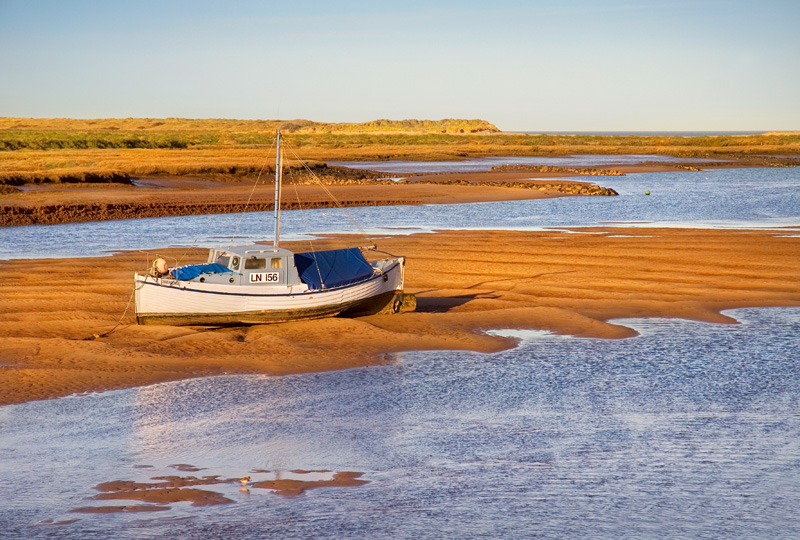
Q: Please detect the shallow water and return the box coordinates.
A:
[1,166,799,259]
[328,154,727,173]
[1,307,799,539]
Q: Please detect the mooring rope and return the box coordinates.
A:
[86,287,135,340]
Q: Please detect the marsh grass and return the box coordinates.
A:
[0,131,220,151]
[1,118,798,183]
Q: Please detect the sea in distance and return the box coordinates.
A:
[1,158,799,539]
[510,131,767,137]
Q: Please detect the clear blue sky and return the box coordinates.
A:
[1,0,798,131]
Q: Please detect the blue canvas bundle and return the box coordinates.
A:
[294,248,374,289]
[171,263,233,281]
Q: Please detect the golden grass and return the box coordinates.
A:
[1,118,798,183]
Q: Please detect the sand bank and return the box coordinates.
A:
[0,170,616,226]
[2,159,788,227]
[1,228,798,406]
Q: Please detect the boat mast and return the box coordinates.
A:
[273,130,283,248]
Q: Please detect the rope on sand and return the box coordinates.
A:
[85,287,135,340]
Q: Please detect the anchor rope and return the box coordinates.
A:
[87,287,135,340]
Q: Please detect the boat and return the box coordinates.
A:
[134,131,409,325]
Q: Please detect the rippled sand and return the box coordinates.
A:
[1,228,798,405]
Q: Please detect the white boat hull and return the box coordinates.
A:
[135,257,405,325]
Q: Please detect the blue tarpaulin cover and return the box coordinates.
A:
[171,263,232,281]
[294,248,373,289]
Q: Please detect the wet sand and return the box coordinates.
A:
[70,469,368,512]
[2,228,798,407]
[250,471,368,497]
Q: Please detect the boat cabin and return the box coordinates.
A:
[204,246,303,286]
[163,243,377,291]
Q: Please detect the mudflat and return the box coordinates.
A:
[1,160,774,227]
[0,173,603,226]
[2,228,798,406]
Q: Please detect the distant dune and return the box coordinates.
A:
[0,117,500,135]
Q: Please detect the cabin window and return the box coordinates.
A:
[217,255,230,267]
[271,258,282,269]
[231,256,240,270]
[245,257,267,270]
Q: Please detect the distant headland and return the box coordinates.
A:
[0,117,501,139]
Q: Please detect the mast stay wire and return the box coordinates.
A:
[282,139,376,247]
[229,141,275,249]
[285,164,326,289]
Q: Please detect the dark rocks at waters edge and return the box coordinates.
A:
[411,178,619,196]
[0,171,132,186]
[522,182,618,196]
[561,184,618,196]
[490,164,627,176]
[0,182,618,226]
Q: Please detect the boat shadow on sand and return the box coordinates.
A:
[412,292,497,313]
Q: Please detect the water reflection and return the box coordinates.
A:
[130,359,412,475]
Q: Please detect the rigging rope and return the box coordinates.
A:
[282,137,387,290]
[283,139,372,241]
[285,165,326,289]
[177,238,199,266]
[229,143,274,248]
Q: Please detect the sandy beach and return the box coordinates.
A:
[2,227,798,407]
